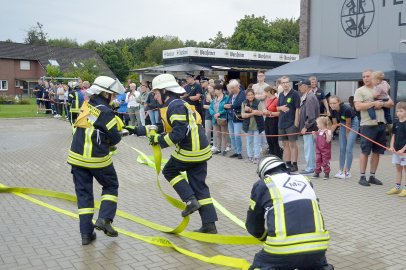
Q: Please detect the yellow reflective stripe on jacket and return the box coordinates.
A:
[70,93,80,112]
[101,194,118,203]
[164,134,175,147]
[175,145,211,157]
[184,103,200,151]
[78,208,94,215]
[106,117,117,131]
[265,177,286,238]
[198,198,213,206]
[312,200,324,232]
[263,240,329,255]
[266,231,330,246]
[115,116,124,131]
[83,126,94,157]
[68,150,111,163]
[250,199,256,211]
[170,175,185,186]
[169,114,187,123]
[67,153,112,169]
[171,147,212,162]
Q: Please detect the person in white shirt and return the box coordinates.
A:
[126,83,141,127]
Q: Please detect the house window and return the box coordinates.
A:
[15,80,20,87]
[48,59,60,66]
[0,80,8,91]
[20,60,30,70]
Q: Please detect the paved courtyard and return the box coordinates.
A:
[1,118,405,270]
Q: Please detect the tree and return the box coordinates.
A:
[96,44,129,81]
[64,58,100,83]
[227,15,299,53]
[25,22,48,45]
[46,64,62,78]
[144,36,184,64]
[82,40,100,50]
[209,31,229,49]
[121,44,133,69]
[269,18,299,54]
[48,38,79,48]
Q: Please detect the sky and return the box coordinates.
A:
[0,0,300,44]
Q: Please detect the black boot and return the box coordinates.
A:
[181,196,200,217]
[81,232,96,245]
[94,218,118,237]
[194,222,217,234]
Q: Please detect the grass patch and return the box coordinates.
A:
[0,98,50,118]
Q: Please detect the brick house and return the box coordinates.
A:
[0,41,115,97]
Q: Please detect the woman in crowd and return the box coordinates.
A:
[329,95,359,179]
[145,84,161,125]
[241,88,265,164]
[209,84,229,155]
[137,81,150,126]
[263,85,283,158]
[203,84,216,151]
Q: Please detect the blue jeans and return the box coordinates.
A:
[246,130,261,159]
[148,110,160,125]
[228,121,243,154]
[303,134,315,172]
[339,116,359,171]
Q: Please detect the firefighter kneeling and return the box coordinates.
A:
[131,74,218,233]
[67,76,126,245]
[246,155,334,270]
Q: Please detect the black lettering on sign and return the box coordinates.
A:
[399,12,406,26]
[394,0,404,5]
[382,0,386,7]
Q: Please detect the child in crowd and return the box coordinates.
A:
[312,116,332,180]
[386,102,406,196]
[370,71,392,124]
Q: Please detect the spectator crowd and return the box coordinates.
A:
[34,68,405,192]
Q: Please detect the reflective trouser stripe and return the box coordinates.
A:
[101,194,118,203]
[250,199,256,211]
[263,240,329,255]
[198,198,213,206]
[78,208,94,215]
[170,175,185,187]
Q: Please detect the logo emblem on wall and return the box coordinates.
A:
[341,0,375,38]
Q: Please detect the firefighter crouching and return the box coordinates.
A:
[67,76,127,245]
[246,155,334,270]
[131,74,218,234]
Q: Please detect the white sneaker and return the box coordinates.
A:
[334,171,345,179]
[345,172,352,178]
[211,146,218,152]
[225,146,231,152]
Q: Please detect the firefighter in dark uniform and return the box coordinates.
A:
[246,155,334,270]
[68,82,84,125]
[182,72,203,123]
[133,73,218,233]
[67,76,126,245]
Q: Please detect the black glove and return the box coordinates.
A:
[149,134,160,145]
[125,126,147,136]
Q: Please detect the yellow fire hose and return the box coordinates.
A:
[0,128,259,269]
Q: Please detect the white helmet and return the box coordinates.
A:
[257,155,286,179]
[152,74,185,94]
[87,76,125,96]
